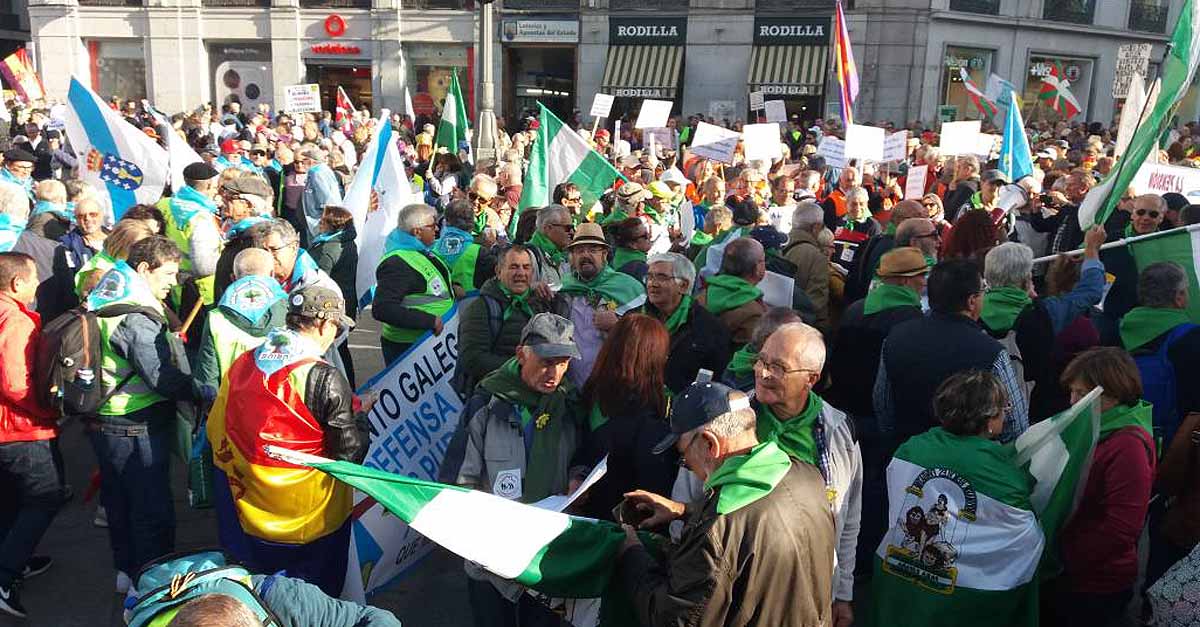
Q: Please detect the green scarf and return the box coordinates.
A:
[981,287,1033,334]
[611,247,647,270]
[727,345,757,379]
[703,274,762,316]
[864,283,921,316]
[1120,306,1192,351]
[704,441,792,515]
[559,265,646,314]
[1099,400,1154,441]
[647,295,692,335]
[478,359,574,503]
[755,393,823,465]
[498,283,534,321]
[529,230,566,267]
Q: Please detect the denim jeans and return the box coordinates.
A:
[87,422,176,574]
[0,439,67,587]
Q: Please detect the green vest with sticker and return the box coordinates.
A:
[379,249,455,343]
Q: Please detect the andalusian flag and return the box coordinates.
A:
[433,70,469,159]
[960,68,999,121]
[1078,0,1200,229]
[1037,62,1082,120]
[1125,224,1200,322]
[833,0,859,126]
[870,388,1102,625]
[515,103,624,234]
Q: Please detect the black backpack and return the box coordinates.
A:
[35,304,161,416]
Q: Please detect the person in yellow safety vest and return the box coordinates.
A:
[193,248,288,404]
[156,162,222,306]
[85,236,197,593]
[372,203,454,365]
[432,199,495,298]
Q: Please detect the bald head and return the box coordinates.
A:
[764,322,827,372]
[890,199,926,225]
[232,247,276,279]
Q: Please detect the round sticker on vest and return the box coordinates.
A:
[493,468,522,500]
[428,276,446,297]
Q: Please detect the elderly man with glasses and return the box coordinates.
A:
[373,203,454,364]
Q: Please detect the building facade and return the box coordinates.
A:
[24,0,1197,128]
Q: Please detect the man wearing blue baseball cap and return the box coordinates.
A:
[616,380,835,626]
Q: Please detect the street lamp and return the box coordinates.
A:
[475,0,497,162]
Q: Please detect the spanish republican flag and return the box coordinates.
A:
[207,331,353,544]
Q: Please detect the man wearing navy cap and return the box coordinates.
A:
[617,380,835,627]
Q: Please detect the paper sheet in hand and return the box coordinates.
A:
[635,99,673,129]
[764,100,787,123]
[742,123,782,162]
[532,456,608,512]
[690,122,740,164]
[905,164,928,199]
[939,120,982,155]
[590,93,615,119]
[845,124,885,162]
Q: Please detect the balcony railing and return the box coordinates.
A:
[502,0,577,8]
[1129,0,1168,33]
[949,0,999,15]
[1043,0,1095,24]
[610,0,688,10]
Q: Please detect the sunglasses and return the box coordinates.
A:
[1135,209,1161,218]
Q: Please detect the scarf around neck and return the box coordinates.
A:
[1119,306,1193,351]
[704,441,792,515]
[864,283,921,316]
[981,287,1033,334]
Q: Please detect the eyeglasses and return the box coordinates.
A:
[753,357,817,378]
[1135,209,1161,219]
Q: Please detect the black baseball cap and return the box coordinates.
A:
[652,381,751,454]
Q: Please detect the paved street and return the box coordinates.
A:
[4,313,471,627]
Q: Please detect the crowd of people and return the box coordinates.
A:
[0,92,1198,627]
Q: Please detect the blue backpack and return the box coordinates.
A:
[1133,323,1198,450]
[124,550,281,627]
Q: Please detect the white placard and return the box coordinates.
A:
[589,93,614,119]
[883,130,910,162]
[905,164,928,199]
[844,124,885,162]
[742,123,782,163]
[764,100,787,123]
[284,84,321,114]
[749,91,765,112]
[939,120,982,156]
[689,121,740,165]
[1132,162,1200,195]
[1113,43,1153,99]
[816,136,847,168]
[635,99,673,129]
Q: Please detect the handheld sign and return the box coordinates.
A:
[764,100,787,123]
[690,121,740,164]
[939,120,982,156]
[742,123,782,163]
[635,99,673,129]
[905,164,928,199]
[285,84,321,114]
[844,124,885,162]
[590,93,615,119]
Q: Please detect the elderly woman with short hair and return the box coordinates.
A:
[372,203,454,364]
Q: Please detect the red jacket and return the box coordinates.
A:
[1060,427,1156,594]
[0,292,56,443]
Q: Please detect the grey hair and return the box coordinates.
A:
[791,201,824,231]
[771,322,827,372]
[397,203,437,232]
[536,204,570,230]
[0,182,28,220]
[984,242,1034,289]
[846,186,869,205]
[647,252,696,289]
[232,247,275,279]
[720,238,765,278]
[1138,261,1188,308]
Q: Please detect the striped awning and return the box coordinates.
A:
[601,46,684,100]
[748,45,829,97]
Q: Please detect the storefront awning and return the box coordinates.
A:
[601,45,683,100]
[748,45,829,97]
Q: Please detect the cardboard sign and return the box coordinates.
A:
[816,136,847,168]
[635,99,673,129]
[589,93,615,119]
[939,120,982,156]
[764,100,787,123]
[844,124,885,162]
[689,121,740,164]
[883,130,909,162]
[749,90,765,112]
[1132,162,1200,196]
[905,164,928,200]
[284,84,321,114]
[742,123,782,163]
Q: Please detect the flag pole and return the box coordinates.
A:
[1032,222,1200,264]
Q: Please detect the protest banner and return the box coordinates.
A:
[589,93,614,119]
[1131,161,1200,196]
[749,90,765,112]
[742,122,781,162]
[883,130,909,162]
[816,136,847,168]
[342,309,464,601]
[844,124,885,162]
[285,84,322,114]
[635,99,672,129]
[939,120,982,155]
[1113,43,1153,99]
[905,164,928,199]
[689,121,740,164]
[764,100,787,123]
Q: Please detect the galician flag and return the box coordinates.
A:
[1078,0,1200,229]
[433,70,469,159]
[516,103,625,234]
[1125,224,1200,322]
[870,388,1103,625]
[961,68,999,121]
[998,90,1033,183]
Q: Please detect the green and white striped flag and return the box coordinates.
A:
[1126,224,1200,322]
[515,103,624,236]
[433,70,469,160]
[869,388,1102,625]
[1078,0,1200,228]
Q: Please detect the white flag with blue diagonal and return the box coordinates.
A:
[63,77,169,219]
